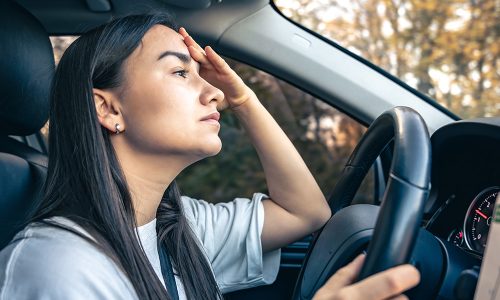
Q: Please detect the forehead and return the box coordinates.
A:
[144,25,184,48]
[133,25,189,60]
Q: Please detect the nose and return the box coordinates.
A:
[200,79,224,107]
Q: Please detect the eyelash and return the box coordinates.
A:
[174,69,188,78]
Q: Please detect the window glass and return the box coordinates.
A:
[177,58,374,204]
[42,37,79,144]
[51,36,78,64]
[50,36,374,204]
[274,0,499,119]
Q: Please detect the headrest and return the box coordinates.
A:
[0,1,55,136]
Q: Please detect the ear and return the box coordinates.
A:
[93,88,125,134]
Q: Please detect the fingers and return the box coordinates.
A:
[322,254,366,292]
[180,28,231,74]
[343,264,420,299]
[180,27,213,68]
[313,255,365,300]
[180,27,205,53]
[184,35,206,54]
[187,45,209,65]
[205,46,229,73]
[178,27,188,38]
[387,295,409,300]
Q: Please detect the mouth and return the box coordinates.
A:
[200,112,221,125]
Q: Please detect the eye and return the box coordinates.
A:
[173,69,188,78]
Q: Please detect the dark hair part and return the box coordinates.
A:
[30,13,222,300]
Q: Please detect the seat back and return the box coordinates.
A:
[0,1,54,249]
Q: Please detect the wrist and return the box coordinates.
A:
[229,87,258,112]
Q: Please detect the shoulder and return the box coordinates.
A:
[180,193,269,235]
[181,193,269,222]
[0,218,137,300]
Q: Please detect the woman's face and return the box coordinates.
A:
[116,25,224,162]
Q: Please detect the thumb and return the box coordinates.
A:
[322,254,366,292]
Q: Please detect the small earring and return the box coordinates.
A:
[115,123,121,134]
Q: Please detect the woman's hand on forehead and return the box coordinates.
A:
[179,27,254,110]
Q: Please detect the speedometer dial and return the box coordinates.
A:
[464,187,499,253]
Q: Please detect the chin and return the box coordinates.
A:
[196,137,222,158]
[207,140,223,156]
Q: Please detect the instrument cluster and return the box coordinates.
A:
[426,118,500,257]
[446,187,499,254]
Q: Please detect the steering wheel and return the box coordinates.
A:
[292,106,432,300]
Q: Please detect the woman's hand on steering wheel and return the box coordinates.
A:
[179,27,254,111]
[313,255,420,300]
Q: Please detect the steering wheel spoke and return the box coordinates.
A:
[292,107,432,300]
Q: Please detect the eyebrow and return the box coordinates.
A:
[157,51,191,64]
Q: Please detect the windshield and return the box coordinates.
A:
[274,0,499,119]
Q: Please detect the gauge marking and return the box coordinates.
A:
[463,186,500,253]
[476,209,488,220]
[447,228,464,247]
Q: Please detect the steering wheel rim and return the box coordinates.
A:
[292,106,432,300]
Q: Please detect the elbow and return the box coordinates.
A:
[319,205,332,227]
[310,203,332,232]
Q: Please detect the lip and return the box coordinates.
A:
[200,112,220,122]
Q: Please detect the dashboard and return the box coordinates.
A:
[425,118,500,257]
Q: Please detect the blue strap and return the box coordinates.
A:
[158,242,180,300]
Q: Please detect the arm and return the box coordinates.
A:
[180,28,331,252]
[231,92,331,252]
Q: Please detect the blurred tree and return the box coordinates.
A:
[49,36,373,205]
[177,58,372,203]
[275,0,499,118]
[50,36,78,64]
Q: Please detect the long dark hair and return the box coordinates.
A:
[30,13,222,300]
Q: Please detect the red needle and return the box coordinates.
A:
[476,209,488,220]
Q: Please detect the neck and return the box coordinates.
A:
[112,141,192,226]
[124,168,174,226]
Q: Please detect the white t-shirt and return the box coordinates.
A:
[0,193,281,299]
[135,217,189,299]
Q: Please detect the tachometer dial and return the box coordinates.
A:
[464,187,499,253]
[448,229,464,247]
[447,229,464,247]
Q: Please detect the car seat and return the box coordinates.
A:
[0,1,54,249]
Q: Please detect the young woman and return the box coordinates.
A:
[0,13,419,300]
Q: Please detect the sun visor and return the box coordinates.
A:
[159,0,212,9]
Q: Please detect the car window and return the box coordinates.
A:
[176,58,374,204]
[41,37,79,146]
[49,36,374,205]
[274,0,499,119]
[51,36,78,64]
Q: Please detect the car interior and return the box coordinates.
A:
[0,0,499,299]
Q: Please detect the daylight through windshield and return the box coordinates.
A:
[275,0,499,119]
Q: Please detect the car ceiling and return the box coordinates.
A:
[15,0,266,42]
[14,0,456,132]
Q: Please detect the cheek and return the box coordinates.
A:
[118,71,220,157]
[121,85,202,153]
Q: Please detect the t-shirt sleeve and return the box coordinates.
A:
[181,193,281,293]
[0,224,138,300]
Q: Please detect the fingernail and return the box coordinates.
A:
[355,253,366,261]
